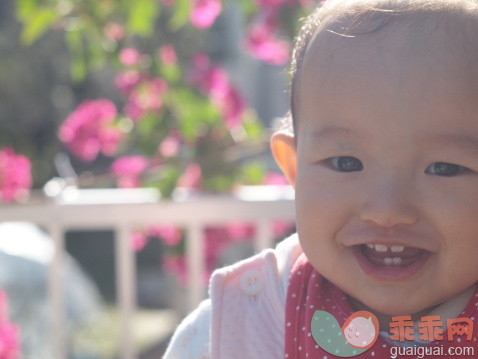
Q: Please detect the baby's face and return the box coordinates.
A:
[293,20,478,316]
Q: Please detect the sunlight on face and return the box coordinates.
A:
[294,16,478,318]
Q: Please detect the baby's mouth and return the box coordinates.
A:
[353,243,432,280]
[360,244,426,267]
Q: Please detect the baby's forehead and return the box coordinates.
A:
[301,8,478,92]
[290,1,478,134]
[314,8,477,57]
[292,7,478,137]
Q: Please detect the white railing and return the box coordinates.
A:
[0,185,295,359]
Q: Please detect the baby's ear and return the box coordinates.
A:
[270,131,297,188]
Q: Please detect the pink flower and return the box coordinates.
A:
[115,70,142,95]
[177,163,202,189]
[264,172,288,185]
[161,220,292,286]
[111,156,149,188]
[195,66,245,127]
[204,67,229,97]
[158,45,177,66]
[190,0,222,29]
[58,99,121,162]
[123,97,144,122]
[256,0,287,7]
[148,224,182,247]
[131,231,149,252]
[163,224,245,286]
[124,78,168,121]
[225,222,255,242]
[104,23,125,41]
[119,48,142,67]
[191,55,246,129]
[271,220,294,238]
[0,292,20,359]
[256,0,308,9]
[159,134,181,158]
[0,148,31,203]
[192,53,210,70]
[0,293,6,319]
[215,85,246,129]
[200,223,255,279]
[132,223,183,252]
[245,23,290,65]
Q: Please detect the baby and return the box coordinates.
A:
[164,0,478,358]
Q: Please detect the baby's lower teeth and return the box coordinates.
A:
[384,257,402,265]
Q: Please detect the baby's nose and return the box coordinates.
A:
[359,176,418,227]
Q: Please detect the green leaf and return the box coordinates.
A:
[241,161,265,185]
[169,0,191,30]
[86,29,107,70]
[127,0,159,36]
[20,7,57,45]
[137,114,160,137]
[71,58,87,82]
[65,30,87,81]
[156,164,182,198]
[236,0,258,18]
[170,89,220,140]
[242,112,263,140]
[160,64,181,84]
[15,0,38,21]
[205,174,235,193]
[178,116,198,140]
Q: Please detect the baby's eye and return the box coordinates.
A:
[425,162,467,176]
[328,156,363,172]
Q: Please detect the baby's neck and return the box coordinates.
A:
[349,284,476,331]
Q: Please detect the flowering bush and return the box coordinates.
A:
[0,292,20,359]
[190,0,223,28]
[58,100,122,162]
[133,218,294,285]
[133,172,294,283]
[14,0,315,195]
[0,147,31,203]
[110,156,149,188]
[13,0,312,281]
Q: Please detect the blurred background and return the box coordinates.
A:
[0,0,314,357]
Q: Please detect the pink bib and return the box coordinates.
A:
[284,253,478,358]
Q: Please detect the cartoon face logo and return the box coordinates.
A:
[311,310,380,357]
[342,315,378,348]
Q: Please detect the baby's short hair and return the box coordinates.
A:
[289,0,478,136]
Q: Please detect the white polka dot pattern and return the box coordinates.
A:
[284,254,478,359]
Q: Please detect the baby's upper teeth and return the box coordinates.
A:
[391,245,405,253]
[374,244,388,252]
[366,244,406,253]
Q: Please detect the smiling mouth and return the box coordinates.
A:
[353,244,432,280]
[360,244,426,266]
